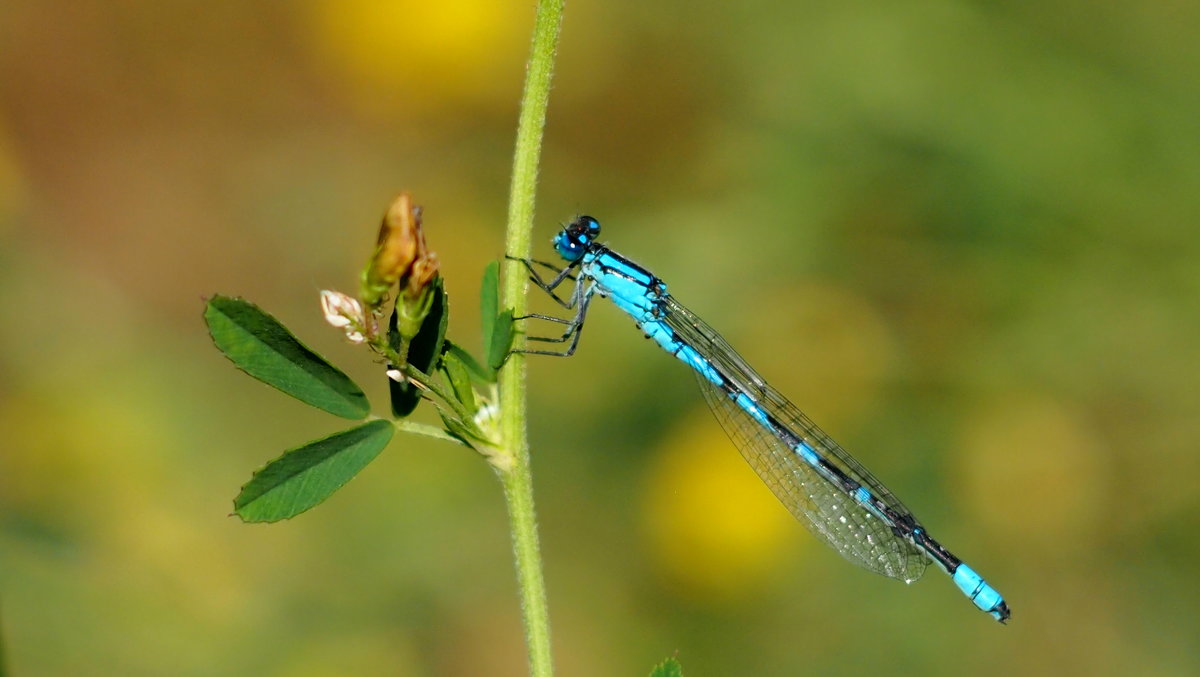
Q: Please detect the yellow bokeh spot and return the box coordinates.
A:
[0,390,168,527]
[955,394,1107,550]
[736,281,895,427]
[275,630,422,677]
[306,0,525,114]
[105,506,249,622]
[641,409,796,600]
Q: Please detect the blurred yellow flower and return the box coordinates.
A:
[0,391,166,530]
[955,394,1107,551]
[107,507,248,622]
[275,630,423,677]
[737,281,894,427]
[306,0,525,116]
[641,409,796,601]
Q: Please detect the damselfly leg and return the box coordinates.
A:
[507,255,594,357]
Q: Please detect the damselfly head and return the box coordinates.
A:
[553,215,601,262]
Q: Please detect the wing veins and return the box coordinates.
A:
[661,296,928,581]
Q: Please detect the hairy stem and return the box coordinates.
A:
[498,1,566,676]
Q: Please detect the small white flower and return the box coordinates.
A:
[321,290,374,343]
[320,290,362,328]
[385,368,405,382]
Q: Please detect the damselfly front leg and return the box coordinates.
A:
[506,255,580,308]
[506,255,595,357]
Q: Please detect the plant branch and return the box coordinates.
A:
[498,1,566,676]
[375,342,476,421]
[395,420,469,446]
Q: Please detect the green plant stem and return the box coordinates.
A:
[395,420,469,446]
[498,1,565,676]
[376,343,476,421]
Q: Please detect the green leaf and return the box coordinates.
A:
[441,350,476,413]
[233,420,394,523]
[437,412,474,450]
[487,309,515,371]
[444,340,492,383]
[480,260,500,358]
[648,657,683,677]
[479,261,515,374]
[388,278,449,417]
[436,409,488,447]
[205,295,369,419]
[409,277,449,373]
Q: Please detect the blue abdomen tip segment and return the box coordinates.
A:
[953,564,1010,622]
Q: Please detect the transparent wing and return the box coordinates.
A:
[662,296,929,582]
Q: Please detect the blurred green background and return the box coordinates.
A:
[2,1,1197,675]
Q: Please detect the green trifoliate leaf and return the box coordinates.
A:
[233,420,394,523]
[205,295,369,419]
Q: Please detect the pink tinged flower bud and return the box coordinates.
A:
[320,290,370,343]
[321,290,362,328]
